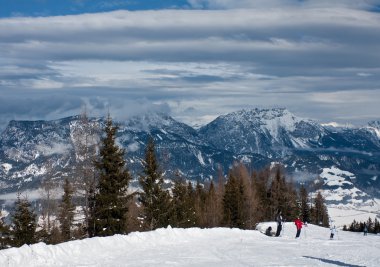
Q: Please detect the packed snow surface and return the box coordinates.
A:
[1,224,379,267]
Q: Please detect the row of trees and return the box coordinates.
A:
[343,217,380,234]
[0,178,75,249]
[0,115,329,249]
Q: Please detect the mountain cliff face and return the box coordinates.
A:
[0,109,379,207]
[198,108,327,157]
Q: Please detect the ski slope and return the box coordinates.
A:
[0,223,379,266]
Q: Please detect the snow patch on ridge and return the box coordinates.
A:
[11,164,47,179]
[1,163,12,174]
[367,126,380,139]
[322,122,355,128]
[319,166,367,203]
[320,166,355,187]
[317,166,380,226]
[196,151,206,166]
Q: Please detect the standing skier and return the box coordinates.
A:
[294,217,303,238]
[330,226,337,239]
[363,223,368,236]
[275,210,283,237]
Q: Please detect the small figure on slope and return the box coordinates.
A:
[275,210,283,237]
[363,223,368,236]
[294,217,304,238]
[330,226,337,239]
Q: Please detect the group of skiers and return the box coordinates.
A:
[265,210,336,239]
[265,210,371,239]
[269,210,305,238]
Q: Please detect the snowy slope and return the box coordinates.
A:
[0,225,379,267]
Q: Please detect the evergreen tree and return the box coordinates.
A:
[39,162,59,237]
[59,178,75,242]
[72,109,99,237]
[139,137,171,230]
[12,195,37,247]
[0,212,11,249]
[284,179,299,220]
[186,181,198,226]
[252,168,271,222]
[125,194,143,233]
[299,184,311,223]
[366,217,374,233]
[311,191,329,227]
[374,218,380,234]
[230,163,256,229]
[222,172,247,228]
[349,219,360,232]
[92,115,132,236]
[171,180,197,228]
[269,167,289,219]
[204,181,221,227]
[87,186,96,237]
[194,180,206,227]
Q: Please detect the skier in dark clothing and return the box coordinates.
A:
[265,226,273,236]
[275,210,283,237]
[363,223,368,236]
[330,226,336,239]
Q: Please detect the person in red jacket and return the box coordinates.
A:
[294,217,303,238]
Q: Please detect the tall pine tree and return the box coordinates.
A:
[204,181,221,227]
[12,195,37,247]
[299,184,311,223]
[222,172,247,228]
[59,178,75,242]
[311,191,329,227]
[139,137,171,230]
[171,179,197,228]
[0,211,11,249]
[92,115,132,236]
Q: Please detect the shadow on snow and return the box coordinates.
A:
[303,256,365,267]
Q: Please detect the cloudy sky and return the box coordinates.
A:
[1,0,380,130]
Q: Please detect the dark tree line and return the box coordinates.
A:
[343,217,380,234]
[0,115,330,249]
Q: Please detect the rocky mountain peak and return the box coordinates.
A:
[366,120,380,139]
[0,109,379,206]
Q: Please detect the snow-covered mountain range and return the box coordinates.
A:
[0,108,379,221]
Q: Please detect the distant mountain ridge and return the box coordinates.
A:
[198,108,327,156]
[1,108,379,211]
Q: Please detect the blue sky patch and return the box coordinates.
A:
[0,0,191,17]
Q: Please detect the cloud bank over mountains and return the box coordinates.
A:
[1,2,380,129]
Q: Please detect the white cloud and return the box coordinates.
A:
[127,142,140,153]
[36,143,72,156]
